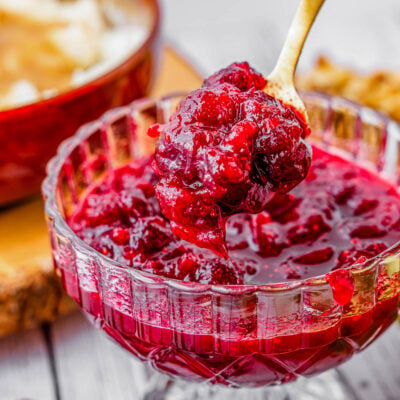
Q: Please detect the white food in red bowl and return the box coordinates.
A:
[0,0,152,110]
[0,0,161,205]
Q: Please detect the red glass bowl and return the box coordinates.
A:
[0,0,161,206]
[43,93,400,388]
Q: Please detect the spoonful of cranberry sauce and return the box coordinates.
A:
[150,0,325,257]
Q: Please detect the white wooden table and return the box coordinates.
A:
[2,312,400,400]
[2,0,400,398]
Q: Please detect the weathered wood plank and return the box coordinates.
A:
[286,369,356,400]
[338,324,400,400]
[0,328,55,400]
[52,312,148,400]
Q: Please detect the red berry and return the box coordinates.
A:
[111,227,130,245]
[147,124,162,138]
[327,270,354,306]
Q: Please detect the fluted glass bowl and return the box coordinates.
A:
[42,92,400,389]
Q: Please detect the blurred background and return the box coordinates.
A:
[162,0,400,75]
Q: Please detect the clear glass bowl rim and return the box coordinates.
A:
[42,91,400,294]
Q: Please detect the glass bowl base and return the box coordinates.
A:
[142,368,353,400]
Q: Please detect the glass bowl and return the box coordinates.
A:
[0,0,161,206]
[42,92,400,393]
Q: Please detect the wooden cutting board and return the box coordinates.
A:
[0,46,202,338]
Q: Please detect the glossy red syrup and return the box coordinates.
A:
[69,146,400,286]
[66,145,400,387]
[151,62,311,257]
[62,279,399,387]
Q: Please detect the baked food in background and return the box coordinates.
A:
[297,56,400,122]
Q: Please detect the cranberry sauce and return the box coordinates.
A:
[151,62,311,257]
[69,145,400,286]
[88,295,398,387]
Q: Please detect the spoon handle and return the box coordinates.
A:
[269,0,325,87]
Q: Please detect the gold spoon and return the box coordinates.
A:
[265,0,325,121]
